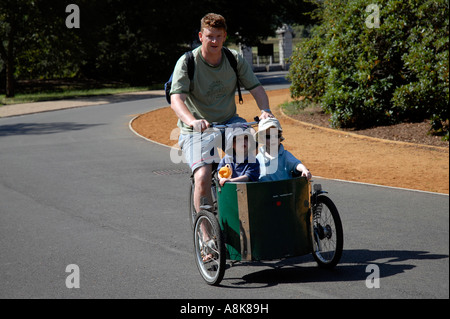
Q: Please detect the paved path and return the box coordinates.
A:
[0,74,448,299]
[0,90,165,118]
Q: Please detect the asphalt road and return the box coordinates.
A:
[0,74,448,299]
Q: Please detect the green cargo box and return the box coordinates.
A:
[216,177,312,261]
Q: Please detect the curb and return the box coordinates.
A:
[278,106,448,152]
[129,111,448,196]
[129,113,179,150]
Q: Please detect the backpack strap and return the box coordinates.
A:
[223,47,244,104]
[185,51,195,81]
[181,48,243,104]
[165,51,195,104]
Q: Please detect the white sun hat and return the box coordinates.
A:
[254,117,284,143]
[224,126,256,154]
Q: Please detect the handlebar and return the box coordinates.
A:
[210,116,260,130]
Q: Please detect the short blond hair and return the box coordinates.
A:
[201,13,227,31]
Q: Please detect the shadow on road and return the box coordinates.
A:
[68,92,164,105]
[0,122,105,137]
[219,249,448,288]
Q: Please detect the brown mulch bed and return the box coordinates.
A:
[286,106,448,148]
[132,88,449,193]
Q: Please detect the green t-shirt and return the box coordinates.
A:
[170,46,261,133]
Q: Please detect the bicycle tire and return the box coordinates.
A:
[188,180,196,229]
[311,195,344,268]
[193,211,226,286]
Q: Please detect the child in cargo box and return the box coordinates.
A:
[255,118,312,182]
[217,127,260,186]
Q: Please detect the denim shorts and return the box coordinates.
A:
[178,116,246,172]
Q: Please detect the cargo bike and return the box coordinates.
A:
[188,120,344,286]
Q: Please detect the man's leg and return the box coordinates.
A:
[193,164,213,213]
[194,164,215,260]
[178,128,222,212]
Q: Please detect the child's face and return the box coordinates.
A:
[264,127,282,151]
[233,135,249,156]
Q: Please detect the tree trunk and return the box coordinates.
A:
[5,13,16,98]
[5,57,15,98]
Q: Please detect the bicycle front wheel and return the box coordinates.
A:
[311,195,343,268]
[193,211,226,286]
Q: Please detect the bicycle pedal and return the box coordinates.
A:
[200,204,213,212]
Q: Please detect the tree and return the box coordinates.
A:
[195,0,317,46]
[0,0,77,97]
[1,0,317,95]
[74,0,317,82]
[0,0,34,97]
[288,0,449,139]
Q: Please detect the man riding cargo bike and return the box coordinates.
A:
[168,13,274,214]
[168,13,343,285]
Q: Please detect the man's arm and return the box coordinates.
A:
[171,93,209,132]
[249,85,273,119]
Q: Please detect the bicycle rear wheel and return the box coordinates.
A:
[189,180,196,229]
[311,195,343,268]
[193,211,226,286]
[189,178,218,229]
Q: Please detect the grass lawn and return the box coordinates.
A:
[0,79,163,106]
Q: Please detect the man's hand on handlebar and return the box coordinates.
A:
[190,119,210,132]
[259,109,274,120]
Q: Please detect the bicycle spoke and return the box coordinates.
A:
[194,211,225,285]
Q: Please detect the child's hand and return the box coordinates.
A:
[296,163,312,180]
[218,164,232,179]
[301,170,312,180]
[219,178,230,186]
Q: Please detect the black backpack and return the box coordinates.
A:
[164,47,243,105]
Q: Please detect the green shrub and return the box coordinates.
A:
[288,0,449,139]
